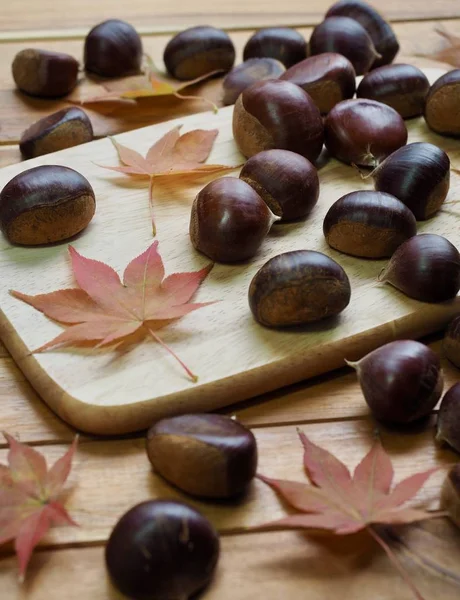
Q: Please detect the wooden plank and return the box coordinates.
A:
[2,93,460,434]
[0,20,459,148]
[1,521,460,599]
[0,420,453,547]
[1,0,460,34]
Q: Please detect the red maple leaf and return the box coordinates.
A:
[0,433,77,578]
[11,241,215,382]
[257,431,443,600]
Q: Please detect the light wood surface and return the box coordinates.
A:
[2,74,460,435]
[2,3,460,599]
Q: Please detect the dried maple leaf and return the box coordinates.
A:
[421,26,460,67]
[0,433,77,578]
[257,430,443,600]
[98,125,238,233]
[11,242,215,382]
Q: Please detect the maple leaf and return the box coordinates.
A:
[257,430,443,600]
[98,125,239,234]
[0,433,77,578]
[11,242,215,382]
[420,26,460,67]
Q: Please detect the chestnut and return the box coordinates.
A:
[441,465,460,529]
[424,70,460,137]
[357,64,430,119]
[84,19,143,78]
[443,315,460,369]
[326,0,399,68]
[19,107,93,159]
[222,58,285,106]
[248,250,351,327]
[164,25,235,80]
[280,53,356,114]
[106,500,219,600]
[243,27,307,68]
[323,191,416,258]
[379,234,460,303]
[324,98,408,167]
[309,16,378,76]
[189,177,278,263]
[12,49,79,98]
[347,340,443,424]
[239,149,319,221]
[372,142,450,220]
[232,79,324,162]
[0,165,95,245]
[436,383,460,454]
[146,414,258,498]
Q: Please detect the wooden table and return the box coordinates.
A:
[2,2,460,598]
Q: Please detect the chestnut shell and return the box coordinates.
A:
[12,49,79,98]
[233,79,324,162]
[222,58,286,106]
[424,70,460,137]
[243,27,307,68]
[280,53,356,114]
[444,315,460,369]
[357,64,430,119]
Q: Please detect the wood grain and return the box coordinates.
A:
[2,83,460,434]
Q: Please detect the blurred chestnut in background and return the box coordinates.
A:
[243,27,307,68]
[12,49,79,97]
[222,58,285,106]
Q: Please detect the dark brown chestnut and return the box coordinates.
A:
[372,142,450,220]
[146,414,257,498]
[222,58,285,106]
[0,165,95,245]
[239,149,319,221]
[357,64,430,119]
[164,25,235,80]
[190,177,278,263]
[347,340,443,423]
[379,233,460,303]
[443,315,460,369]
[436,383,460,453]
[249,250,351,327]
[424,70,460,137]
[326,0,399,68]
[12,49,79,98]
[84,19,143,78]
[106,500,220,600]
[243,27,307,68]
[323,190,416,258]
[280,53,356,114]
[309,16,379,76]
[324,98,408,167]
[233,79,324,162]
[441,465,460,529]
[19,107,93,159]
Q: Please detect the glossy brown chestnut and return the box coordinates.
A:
[326,0,399,68]
[240,149,319,221]
[348,340,443,423]
[243,27,307,68]
[280,53,356,114]
[106,500,219,600]
[249,250,351,327]
[424,70,460,137]
[233,79,324,162]
[19,107,93,159]
[324,98,407,167]
[436,383,460,454]
[84,19,142,78]
[164,25,235,80]
[379,234,460,303]
[309,16,378,76]
[190,177,278,263]
[323,191,416,258]
[12,49,79,98]
[357,64,430,118]
[146,414,258,498]
[222,58,285,106]
[372,142,450,220]
[441,465,460,529]
[0,165,95,245]
[443,315,460,369]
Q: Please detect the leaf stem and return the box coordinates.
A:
[173,91,219,113]
[148,177,156,236]
[146,327,198,382]
[367,526,426,600]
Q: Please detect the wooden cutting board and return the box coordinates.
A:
[1,68,460,435]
